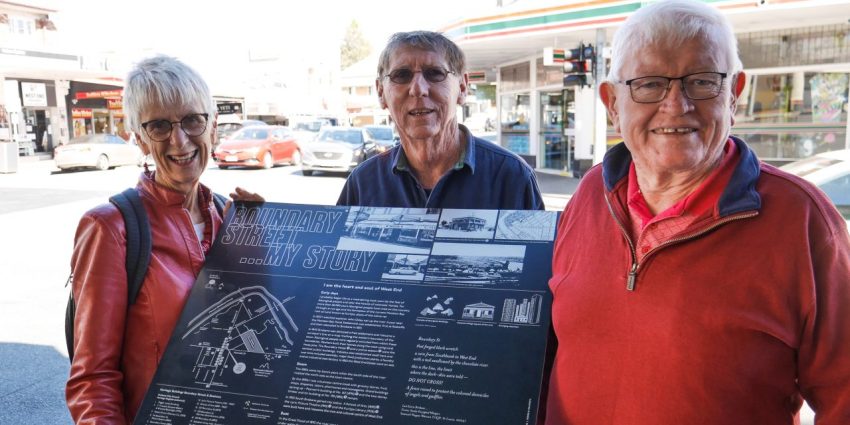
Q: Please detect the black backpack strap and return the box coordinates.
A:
[65,274,75,361]
[109,188,152,305]
[67,189,152,362]
[212,192,227,217]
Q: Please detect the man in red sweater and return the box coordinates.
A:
[546,1,850,424]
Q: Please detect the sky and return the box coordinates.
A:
[54,0,497,79]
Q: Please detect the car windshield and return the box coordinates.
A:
[232,128,269,140]
[217,123,242,138]
[69,134,102,144]
[365,127,394,140]
[294,120,325,132]
[318,129,362,145]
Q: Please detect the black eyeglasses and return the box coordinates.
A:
[384,67,455,84]
[140,113,209,142]
[620,72,728,103]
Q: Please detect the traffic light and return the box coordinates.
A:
[563,43,595,88]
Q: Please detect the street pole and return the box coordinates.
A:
[593,28,607,165]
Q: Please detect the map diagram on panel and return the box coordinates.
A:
[181,285,299,389]
[495,210,558,241]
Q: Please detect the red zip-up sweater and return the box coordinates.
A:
[546,137,850,425]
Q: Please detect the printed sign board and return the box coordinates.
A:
[217,102,243,115]
[21,82,47,107]
[135,203,558,424]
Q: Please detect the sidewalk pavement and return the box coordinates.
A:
[535,170,580,212]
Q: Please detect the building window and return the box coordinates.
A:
[739,24,850,68]
[536,58,564,87]
[500,62,531,92]
[735,71,848,161]
[500,93,531,154]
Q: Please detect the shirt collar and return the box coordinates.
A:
[392,123,475,174]
[626,138,738,228]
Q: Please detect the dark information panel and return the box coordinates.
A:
[135,204,558,425]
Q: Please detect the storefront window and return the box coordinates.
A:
[500,93,531,154]
[93,111,109,134]
[540,91,568,169]
[735,71,848,161]
[500,62,530,92]
[536,58,564,87]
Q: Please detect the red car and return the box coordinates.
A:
[213,125,301,169]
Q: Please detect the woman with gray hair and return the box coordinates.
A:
[65,55,262,423]
[547,0,850,423]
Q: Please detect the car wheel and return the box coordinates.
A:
[95,155,109,171]
[218,164,230,170]
[302,170,313,176]
[290,150,302,165]
[262,152,273,169]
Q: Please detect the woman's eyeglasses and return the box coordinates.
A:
[140,113,209,142]
[384,67,455,84]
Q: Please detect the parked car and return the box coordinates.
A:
[214,119,268,150]
[213,125,300,169]
[780,149,850,228]
[363,124,398,153]
[300,126,377,176]
[54,133,143,171]
[290,118,333,145]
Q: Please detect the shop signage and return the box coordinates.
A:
[21,82,47,107]
[72,108,93,119]
[217,102,243,115]
[107,98,123,110]
[75,90,122,100]
[135,203,558,425]
[468,71,487,83]
[543,47,566,66]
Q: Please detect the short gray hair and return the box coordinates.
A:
[377,31,466,79]
[606,0,743,82]
[123,55,216,133]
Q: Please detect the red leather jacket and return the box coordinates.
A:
[66,172,222,424]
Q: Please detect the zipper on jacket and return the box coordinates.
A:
[605,192,758,291]
[626,263,638,291]
[604,193,639,291]
[637,211,758,266]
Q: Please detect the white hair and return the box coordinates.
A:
[123,55,216,133]
[606,0,743,82]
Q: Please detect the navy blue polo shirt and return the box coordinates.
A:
[337,128,544,210]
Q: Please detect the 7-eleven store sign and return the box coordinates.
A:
[543,48,566,66]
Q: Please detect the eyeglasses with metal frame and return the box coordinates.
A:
[383,67,455,84]
[140,113,209,142]
[619,72,728,104]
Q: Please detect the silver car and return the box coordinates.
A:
[54,134,144,171]
[300,127,377,176]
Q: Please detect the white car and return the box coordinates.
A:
[780,149,850,229]
[54,134,144,171]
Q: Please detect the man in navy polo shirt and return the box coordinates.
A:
[337,31,543,210]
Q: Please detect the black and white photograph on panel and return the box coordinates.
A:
[495,210,559,241]
[337,207,439,254]
[381,254,428,281]
[425,242,526,285]
[435,209,498,240]
[500,294,545,325]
